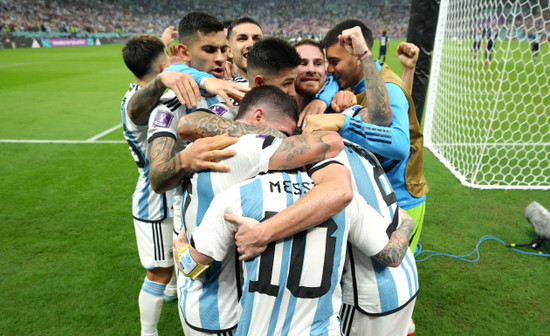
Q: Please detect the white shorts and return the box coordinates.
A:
[133,217,174,269]
[178,303,235,336]
[340,298,416,336]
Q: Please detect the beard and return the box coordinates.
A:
[295,81,322,97]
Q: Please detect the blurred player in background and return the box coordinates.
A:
[378,30,389,64]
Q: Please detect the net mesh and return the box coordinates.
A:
[424,0,550,189]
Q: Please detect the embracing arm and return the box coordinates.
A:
[127,72,200,125]
[148,135,238,193]
[232,162,353,260]
[373,208,415,267]
[177,110,285,141]
[268,131,343,170]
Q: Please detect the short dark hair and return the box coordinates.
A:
[227,16,262,40]
[247,37,301,78]
[293,38,324,56]
[322,19,374,50]
[178,11,224,44]
[236,85,299,124]
[122,34,166,79]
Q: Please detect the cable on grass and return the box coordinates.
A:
[414,235,550,263]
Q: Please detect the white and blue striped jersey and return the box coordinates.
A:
[147,88,238,234]
[178,134,283,332]
[312,143,419,315]
[121,83,172,221]
[192,170,389,336]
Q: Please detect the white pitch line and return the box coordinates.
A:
[86,123,123,142]
[0,139,125,144]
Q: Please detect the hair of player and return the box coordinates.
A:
[247,37,301,78]
[236,85,299,124]
[322,19,374,51]
[178,11,224,45]
[292,38,324,56]
[222,18,234,29]
[122,34,166,79]
[226,16,262,40]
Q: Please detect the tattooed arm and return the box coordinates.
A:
[357,52,392,126]
[338,26,391,126]
[148,135,238,193]
[178,110,285,141]
[373,209,415,267]
[268,131,343,170]
[128,72,200,125]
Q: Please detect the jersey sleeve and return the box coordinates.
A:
[163,63,213,85]
[338,113,409,160]
[314,73,339,106]
[192,189,242,261]
[147,93,180,143]
[347,196,390,257]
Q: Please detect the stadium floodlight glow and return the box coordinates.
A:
[423,0,550,190]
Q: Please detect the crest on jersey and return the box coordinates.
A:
[153,110,174,128]
[208,103,229,116]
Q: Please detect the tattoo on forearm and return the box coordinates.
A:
[374,218,414,266]
[182,112,285,139]
[360,56,391,126]
[274,132,331,169]
[149,137,180,191]
[128,77,165,125]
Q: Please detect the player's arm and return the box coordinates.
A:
[267,131,344,170]
[304,113,409,160]
[397,42,419,94]
[372,208,415,267]
[148,135,238,193]
[177,110,286,141]
[173,226,214,280]
[339,26,392,126]
[127,71,201,125]
[231,162,353,260]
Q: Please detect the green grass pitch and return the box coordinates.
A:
[0,42,549,335]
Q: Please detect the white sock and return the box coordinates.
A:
[139,277,166,336]
[164,271,177,297]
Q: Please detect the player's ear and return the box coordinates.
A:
[253,75,264,87]
[179,44,191,62]
[251,108,266,126]
[227,45,233,59]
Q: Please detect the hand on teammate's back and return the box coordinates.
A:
[178,135,239,172]
[227,213,267,260]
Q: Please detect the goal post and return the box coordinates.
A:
[423,0,550,190]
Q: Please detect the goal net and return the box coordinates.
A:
[423,0,549,189]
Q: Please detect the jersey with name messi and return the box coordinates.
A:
[192,170,389,336]
[121,83,172,221]
[178,134,283,332]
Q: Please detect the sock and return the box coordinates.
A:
[139,277,166,336]
[164,271,177,298]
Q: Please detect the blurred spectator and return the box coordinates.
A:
[0,0,411,39]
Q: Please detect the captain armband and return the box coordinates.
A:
[177,244,210,280]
